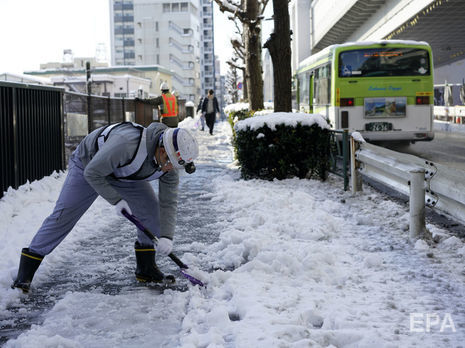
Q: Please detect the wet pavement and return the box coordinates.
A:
[0,131,235,345]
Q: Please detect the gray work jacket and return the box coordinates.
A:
[76,122,179,239]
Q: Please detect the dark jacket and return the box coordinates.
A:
[196,98,203,112]
[201,96,220,114]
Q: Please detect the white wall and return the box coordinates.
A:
[290,0,311,73]
[311,0,357,45]
[263,50,273,103]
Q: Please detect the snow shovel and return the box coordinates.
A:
[122,209,205,287]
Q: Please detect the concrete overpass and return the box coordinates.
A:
[290,0,465,72]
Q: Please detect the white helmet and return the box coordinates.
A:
[160,82,169,91]
[163,128,199,172]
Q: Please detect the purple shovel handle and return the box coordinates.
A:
[122,209,205,287]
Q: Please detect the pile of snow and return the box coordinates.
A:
[224,102,274,115]
[1,119,464,347]
[235,112,330,132]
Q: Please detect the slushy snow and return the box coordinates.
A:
[1,115,464,347]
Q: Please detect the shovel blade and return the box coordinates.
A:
[181,269,205,287]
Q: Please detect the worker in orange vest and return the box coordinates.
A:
[143,82,179,128]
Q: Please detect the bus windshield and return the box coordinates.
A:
[338,47,430,78]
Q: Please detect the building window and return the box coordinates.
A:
[157,54,160,64]
[172,3,179,12]
[163,3,170,12]
[181,2,188,11]
[156,38,159,48]
[156,22,159,31]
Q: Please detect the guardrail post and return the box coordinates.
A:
[350,136,362,193]
[409,168,426,241]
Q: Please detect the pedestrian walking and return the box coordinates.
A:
[201,89,220,135]
[197,96,206,131]
[140,82,179,128]
[11,121,199,293]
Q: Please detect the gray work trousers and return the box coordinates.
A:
[29,152,160,256]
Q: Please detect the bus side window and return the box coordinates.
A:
[309,72,314,113]
[314,64,331,105]
[298,73,310,111]
[294,76,299,110]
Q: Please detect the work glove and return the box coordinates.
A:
[115,199,132,217]
[157,237,173,256]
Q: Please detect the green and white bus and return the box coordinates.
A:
[295,40,434,143]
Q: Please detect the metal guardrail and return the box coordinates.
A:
[351,138,465,239]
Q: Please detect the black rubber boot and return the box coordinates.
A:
[134,241,165,283]
[11,248,44,293]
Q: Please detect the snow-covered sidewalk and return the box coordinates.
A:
[1,117,464,347]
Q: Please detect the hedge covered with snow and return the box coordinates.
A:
[233,112,331,181]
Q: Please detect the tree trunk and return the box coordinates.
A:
[241,68,248,101]
[244,0,264,111]
[264,0,292,112]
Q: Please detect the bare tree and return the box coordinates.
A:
[226,58,240,103]
[264,0,292,112]
[229,33,247,99]
[214,0,269,111]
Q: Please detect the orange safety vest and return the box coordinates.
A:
[161,93,178,118]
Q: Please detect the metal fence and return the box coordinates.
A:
[1,82,64,198]
[329,129,350,191]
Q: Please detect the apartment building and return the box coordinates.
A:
[199,0,215,97]
[110,0,215,102]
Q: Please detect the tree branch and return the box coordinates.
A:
[213,0,246,21]
[259,0,270,15]
[227,60,245,71]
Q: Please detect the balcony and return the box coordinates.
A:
[169,38,194,54]
[114,15,134,23]
[169,21,193,37]
[114,28,135,35]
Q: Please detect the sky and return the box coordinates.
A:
[0,0,272,75]
[0,0,111,74]
[1,112,465,346]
